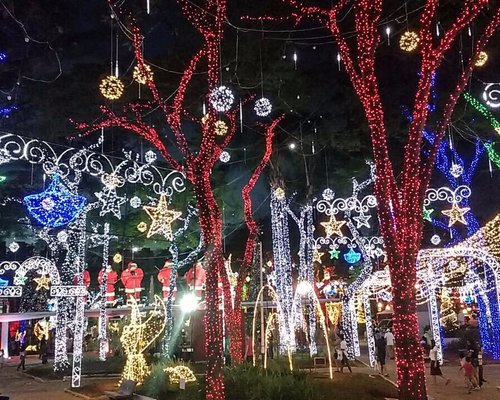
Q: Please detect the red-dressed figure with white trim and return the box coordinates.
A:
[98,265,119,306]
[121,261,144,304]
[73,269,91,288]
[184,261,206,298]
[157,260,178,301]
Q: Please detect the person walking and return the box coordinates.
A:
[375,330,388,376]
[428,340,450,385]
[17,347,26,371]
[384,328,395,360]
[338,334,352,373]
[460,356,479,393]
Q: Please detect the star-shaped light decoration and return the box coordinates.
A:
[423,207,434,222]
[329,248,340,260]
[320,215,346,238]
[23,175,86,228]
[441,203,470,227]
[33,274,51,291]
[312,248,324,264]
[353,213,371,229]
[143,195,182,240]
[95,187,127,219]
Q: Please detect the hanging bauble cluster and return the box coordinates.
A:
[209,86,234,112]
[215,120,228,136]
[254,97,272,117]
[219,151,230,163]
[133,64,153,84]
[100,75,124,100]
[399,31,420,52]
[474,51,488,67]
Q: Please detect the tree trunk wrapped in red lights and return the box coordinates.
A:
[253,1,500,399]
[75,1,282,399]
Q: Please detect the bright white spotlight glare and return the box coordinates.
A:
[296,281,312,296]
[180,293,199,313]
[289,142,296,150]
[132,246,139,252]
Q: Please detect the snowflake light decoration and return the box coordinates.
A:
[57,231,68,243]
[322,188,335,201]
[209,85,234,112]
[130,196,142,209]
[99,75,124,100]
[133,64,153,84]
[144,150,156,163]
[8,241,19,253]
[430,234,441,245]
[254,97,272,117]
[400,31,420,52]
[450,163,463,178]
[23,175,86,228]
[219,151,230,163]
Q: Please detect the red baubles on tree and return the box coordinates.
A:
[98,265,119,306]
[121,262,144,304]
[185,261,206,298]
[157,260,178,301]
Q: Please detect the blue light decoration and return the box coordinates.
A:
[0,277,8,287]
[23,174,86,228]
[0,105,18,118]
[0,51,7,63]
[343,248,361,264]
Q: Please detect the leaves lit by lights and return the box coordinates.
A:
[399,31,420,52]
[99,75,124,100]
[143,194,182,240]
[165,365,197,385]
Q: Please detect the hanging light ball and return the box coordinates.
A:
[219,151,230,163]
[214,120,228,136]
[113,253,123,263]
[322,188,335,201]
[99,75,124,100]
[137,221,148,233]
[209,86,234,112]
[133,64,153,84]
[399,31,420,52]
[8,241,19,253]
[101,173,123,189]
[130,196,142,209]
[145,150,157,164]
[254,97,272,117]
[274,187,285,200]
[475,51,488,67]
[430,234,441,246]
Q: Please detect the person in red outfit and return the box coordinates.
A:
[121,262,144,304]
[98,265,119,306]
[157,260,177,301]
[184,261,206,298]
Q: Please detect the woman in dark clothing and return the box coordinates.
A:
[375,330,388,376]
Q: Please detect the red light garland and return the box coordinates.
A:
[252,1,500,399]
[74,1,283,399]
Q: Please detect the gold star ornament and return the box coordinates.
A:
[441,203,470,227]
[143,195,182,240]
[320,215,346,238]
[313,248,324,264]
[34,274,51,291]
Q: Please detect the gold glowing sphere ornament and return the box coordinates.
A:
[214,120,228,136]
[100,75,124,100]
[137,221,148,233]
[133,64,153,84]
[475,51,488,67]
[399,31,420,52]
[113,253,123,264]
[274,187,285,200]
